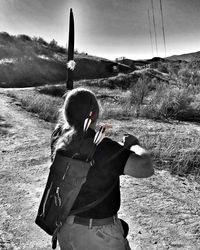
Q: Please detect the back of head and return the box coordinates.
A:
[63,88,99,130]
[54,88,99,158]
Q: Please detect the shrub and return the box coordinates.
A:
[167,61,181,77]
[38,84,66,97]
[49,39,58,48]
[104,73,139,89]
[7,90,63,122]
[35,37,48,46]
[17,34,32,42]
[171,149,200,176]
[142,87,200,122]
[75,74,135,89]
[141,104,160,120]
[157,63,169,73]
[129,76,149,117]
[141,130,200,176]
[48,39,66,53]
[178,69,192,87]
[159,89,193,120]
[0,32,14,43]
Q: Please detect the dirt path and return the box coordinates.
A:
[0,90,200,250]
[0,91,53,250]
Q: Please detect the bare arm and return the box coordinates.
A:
[124,145,154,178]
[121,134,154,178]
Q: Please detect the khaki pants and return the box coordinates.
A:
[58,216,131,250]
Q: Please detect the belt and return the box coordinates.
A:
[71,214,118,228]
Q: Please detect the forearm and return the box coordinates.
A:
[130,144,148,156]
[121,134,154,177]
[128,145,154,177]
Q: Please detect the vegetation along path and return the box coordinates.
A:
[0,89,200,250]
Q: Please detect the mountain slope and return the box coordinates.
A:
[0,32,131,87]
[167,51,200,62]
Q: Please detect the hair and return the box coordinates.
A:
[55,88,100,156]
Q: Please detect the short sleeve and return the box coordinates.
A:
[50,125,62,161]
[94,138,132,176]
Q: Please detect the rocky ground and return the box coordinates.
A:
[0,89,200,250]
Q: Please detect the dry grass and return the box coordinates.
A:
[5,86,200,181]
[142,130,200,177]
[6,89,63,122]
[106,118,200,180]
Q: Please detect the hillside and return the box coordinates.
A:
[117,57,168,68]
[118,51,200,69]
[118,50,200,68]
[167,51,200,62]
[0,32,131,87]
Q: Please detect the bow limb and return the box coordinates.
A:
[66,8,75,90]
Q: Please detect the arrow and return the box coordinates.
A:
[83,111,93,131]
[86,123,110,162]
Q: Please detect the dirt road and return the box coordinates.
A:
[0,90,200,250]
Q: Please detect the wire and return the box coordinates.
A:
[151,0,158,56]
[159,0,167,57]
[148,9,154,58]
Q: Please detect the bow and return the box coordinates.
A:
[66,8,75,90]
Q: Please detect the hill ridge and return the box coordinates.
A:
[0,32,131,87]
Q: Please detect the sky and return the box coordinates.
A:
[1,0,200,60]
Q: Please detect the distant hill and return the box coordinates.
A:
[119,51,200,67]
[117,57,170,69]
[117,51,200,69]
[0,32,131,87]
[167,51,200,62]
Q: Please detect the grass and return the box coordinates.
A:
[143,129,200,177]
[37,84,66,97]
[106,118,200,179]
[6,89,63,122]
[4,85,200,181]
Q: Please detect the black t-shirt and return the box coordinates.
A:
[51,127,131,219]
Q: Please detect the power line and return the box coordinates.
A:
[159,0,167,57]
[148,9,154,58]
[151,0,158,56]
